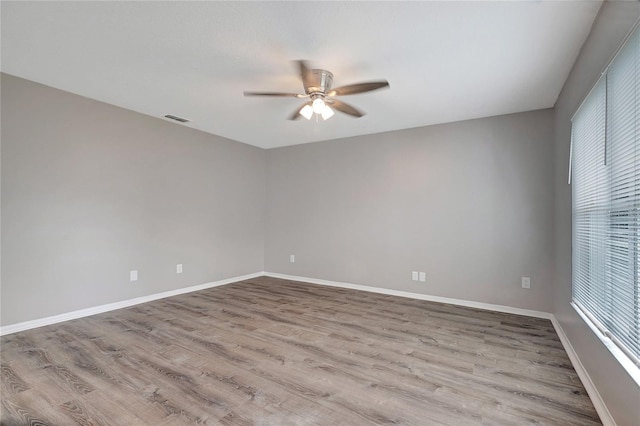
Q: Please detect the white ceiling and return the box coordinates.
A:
[2,1,601,149]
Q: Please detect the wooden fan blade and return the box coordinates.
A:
[328,81,389,97]
[244,91,305,98]
[289,101,312,120]
[297,60,311,77]
[329,100,364,118]
[296,60,312,89]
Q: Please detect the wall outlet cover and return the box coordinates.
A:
[412,271,419,281]
[130,270,138,282]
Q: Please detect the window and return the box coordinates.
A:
[571,23,640,378]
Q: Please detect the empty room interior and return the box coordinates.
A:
[2,1,640,425]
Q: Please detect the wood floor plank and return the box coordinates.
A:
[1,277,600,425]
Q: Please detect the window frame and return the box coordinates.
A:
[570,20,640,387]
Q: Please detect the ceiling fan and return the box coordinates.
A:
[244,61,389,121]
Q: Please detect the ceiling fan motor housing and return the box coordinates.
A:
[306,69,333,97]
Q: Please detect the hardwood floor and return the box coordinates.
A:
[1,276,600,425]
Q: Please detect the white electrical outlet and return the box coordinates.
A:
[412,271,419,281]
[522,277,531,289]
[176,264,183,274]
[130,270,138,282]
[419,272,426,282]
[290,254,295,263]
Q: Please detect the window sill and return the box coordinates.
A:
[571,301,640,388]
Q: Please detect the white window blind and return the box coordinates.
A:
[571,25,640,368]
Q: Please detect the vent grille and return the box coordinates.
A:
[164,114,190,123]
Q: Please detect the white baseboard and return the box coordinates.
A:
[264,272,553,319]
[0,271,264,336]
[550,316,616,426]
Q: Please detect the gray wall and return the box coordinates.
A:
[1,74,266,326]
[553,2,640,424]
[266,109,555,312]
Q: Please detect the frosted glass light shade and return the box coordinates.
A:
[321,106,334,120]
[312,98,326,114]
[299,104,313,120]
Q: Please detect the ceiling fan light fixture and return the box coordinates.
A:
[312,98,326,114]
[321,106,334,120]
[299,104,313,120]
[245,60,389,120]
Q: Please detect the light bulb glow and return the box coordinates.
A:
[299,104,313,120]
[312,98,326,114]
[321,106,334,120]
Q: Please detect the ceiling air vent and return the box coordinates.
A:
[164,114,190,123]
